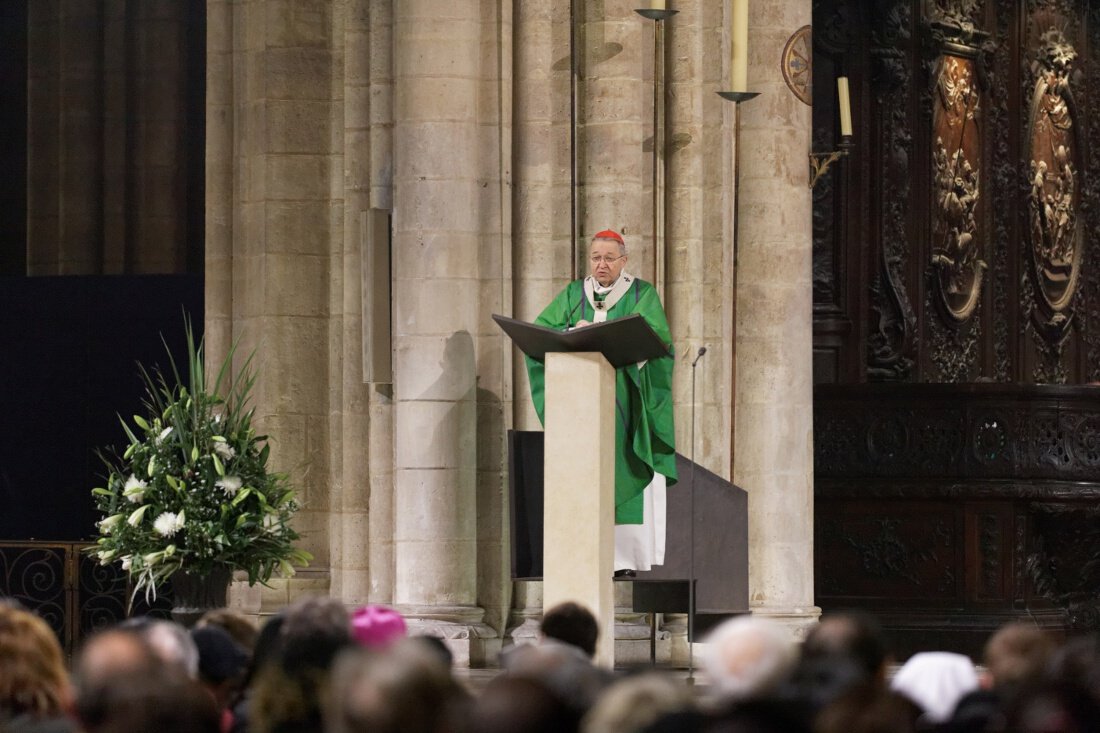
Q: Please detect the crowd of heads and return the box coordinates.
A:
[2,595,1099,733]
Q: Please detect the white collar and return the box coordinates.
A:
[584,272,634,314]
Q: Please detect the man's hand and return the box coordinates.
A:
[575,319,592,327]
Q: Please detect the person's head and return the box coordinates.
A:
[76,668,220,733]
[249,596,353,733]
[191,625,249,709]
[982,623,1056,692]
[589,230,628,287]
[582,672,691,733]
[0,604,71,719]
[472,676,577,733]
[502,640,610,716]
[703,617,798,703]
[541,602,599,658]
[326,639,467,733]
[889,652,979,725]
[75,628,160,693]
[350,604,407,651]
[802,612,890,685]
[196,608,258,653]
[815,685,919,733]
[279,594,352,671]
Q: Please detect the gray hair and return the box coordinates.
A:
[703,616,797,702]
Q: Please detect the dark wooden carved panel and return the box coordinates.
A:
[817,503,959,602]
[816,383,1100,657]
[811,0,1100,385]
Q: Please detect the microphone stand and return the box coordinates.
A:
[688,346,706,684]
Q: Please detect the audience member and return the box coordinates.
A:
[583,673,691,733]
[890,651,979,725]
[73,628,160,693]
[540,602,600,658]
[118,618,200,678]
[350,604,407,650]
[249,595,352,733]
[469,676,577,733]
[0,605,76,733]
[327,639,468,733]
[801,611,891,686]
[703,617,798,703]
[14,596,1100,733]
[814,684,919,733]
[192,624,249,731]
[197,609,259,654]
[76,669,220,733]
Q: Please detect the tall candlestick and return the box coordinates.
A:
[731,0,748,92]
[837,76,852,137]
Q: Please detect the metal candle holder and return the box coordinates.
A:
[809,134,854,189]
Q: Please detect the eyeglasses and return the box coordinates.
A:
[590,255,625,265]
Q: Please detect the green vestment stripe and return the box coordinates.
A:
[524,277,677,524]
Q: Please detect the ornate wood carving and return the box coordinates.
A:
[930,56,985,323]
[813,0,1100,384]
[1085,3,1100,381]
[978,512,1001,598]
[1025,29,1082,338]
[817,384,1100,481]
[1026,503,1100,630]
[989,0,1014,382]
[816,383,1100,649]
[867,1,917,381]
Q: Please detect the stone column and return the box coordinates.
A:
[391,0,495,666]
[732,0,820,635]
[579,0,648,270]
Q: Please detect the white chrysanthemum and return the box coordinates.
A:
[154,512,181,537]
[216,475,243,497]
[123,474,148,504]
[213,441,236,461]
[156,426,173,444]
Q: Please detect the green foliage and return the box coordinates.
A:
[89,317,311,600]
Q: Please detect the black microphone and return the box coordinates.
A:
[692,346,707,367]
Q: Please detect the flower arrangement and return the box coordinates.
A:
[90,321,311,599]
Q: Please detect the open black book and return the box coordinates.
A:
[492,313,671,369]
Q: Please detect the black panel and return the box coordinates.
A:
[0,275,203,541]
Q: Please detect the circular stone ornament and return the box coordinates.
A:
[782,25,813,105]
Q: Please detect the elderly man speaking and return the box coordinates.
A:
[525,229,676,574]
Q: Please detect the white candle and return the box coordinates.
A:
[731,0,748,91]
[651,0,666,9]
[837,76,853,136]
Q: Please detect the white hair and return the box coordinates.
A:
[703,616,797,702]
[142,620,200,679]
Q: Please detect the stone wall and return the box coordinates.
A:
[208,0,813,659]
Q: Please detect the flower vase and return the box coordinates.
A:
[170,566,233,627]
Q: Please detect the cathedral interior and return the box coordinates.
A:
[2,0,1100,663]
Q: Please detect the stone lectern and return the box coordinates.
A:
[493,314,671,667]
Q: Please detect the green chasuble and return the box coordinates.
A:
[525,276,677,524]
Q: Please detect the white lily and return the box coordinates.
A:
[123,475,148,504]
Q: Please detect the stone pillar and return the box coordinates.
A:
[580,0,648,270]
[732,0,820,635]
[391,0,495,666]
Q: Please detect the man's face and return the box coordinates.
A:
[589,238,627,287]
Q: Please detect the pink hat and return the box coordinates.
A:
[351,604,408,649]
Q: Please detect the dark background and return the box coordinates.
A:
[0,275,203,540]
